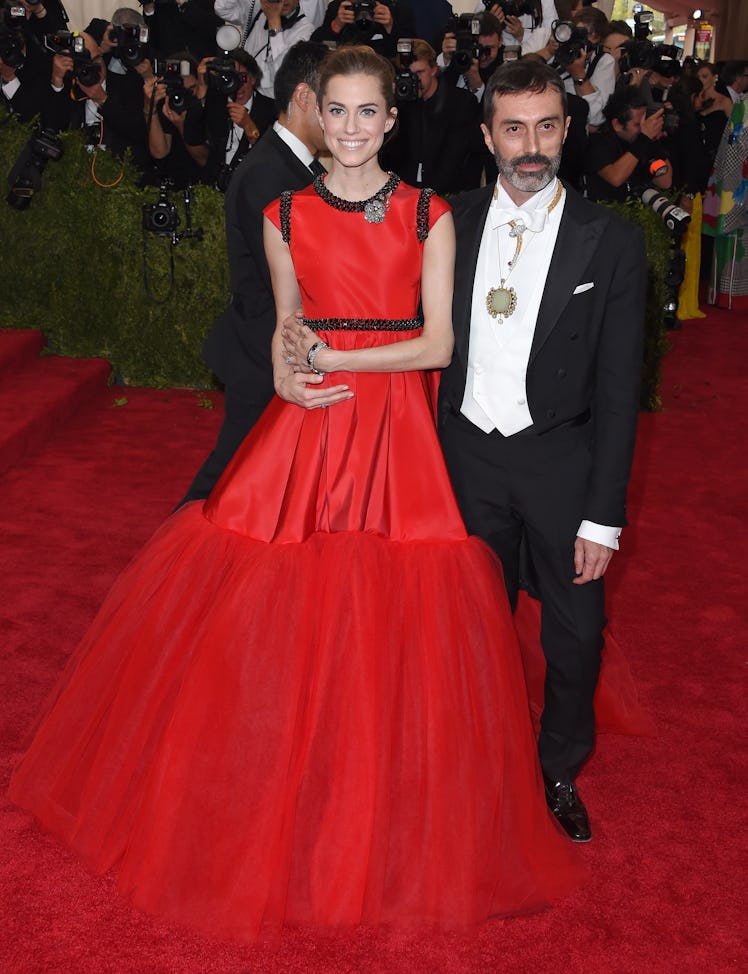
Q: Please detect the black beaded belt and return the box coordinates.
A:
[303,316,423,332]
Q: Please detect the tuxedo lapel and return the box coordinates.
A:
[453,186,493,368]
[529,188,606,363]
[267,129,316,186]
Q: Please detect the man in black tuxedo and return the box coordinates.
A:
[181,40,332,503]
[439,59,645,842]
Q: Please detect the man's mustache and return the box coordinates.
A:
[510,154,552,167]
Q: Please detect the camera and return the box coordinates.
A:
[142,179,179,235]
[108,23,150,69]
[351,0,376,30]
[486,1,541,26]
[206,56,247,97]
[633,9,654,41]
[44,31,102,86]
[638,187,690,234]
[0,28,24,70]
[646,102,679,135]
[552,20,594,67]
[154,57,192,114]
[652,43,682,80]
[0,5,27,68]
[447,15,482,73]
[395,39,419,102]
[618,38,657,75]
[7,127,64,210]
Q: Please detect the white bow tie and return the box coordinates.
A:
[493,208,548,235]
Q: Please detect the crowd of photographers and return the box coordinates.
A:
[2,0,746,225]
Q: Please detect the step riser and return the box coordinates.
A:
[0,329,45,381]
[0,330,111,478]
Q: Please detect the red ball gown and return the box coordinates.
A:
[9,180,584,941]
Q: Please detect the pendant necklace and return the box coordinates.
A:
[486,181,564,322]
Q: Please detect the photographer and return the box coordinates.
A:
[45,16,152,170]
[188,47,276,188]
[381,38,483,195]
[439,11,502,102]
[0,2,57,122]
[585,87,671,204]
[14,0,67,43]
[561,6,614,127]
[143,51,207,185]
[139,0,221,62]
[601,19,632,81]
[473,1,557,59]
[217,0,313,100]
[310,2,416,60]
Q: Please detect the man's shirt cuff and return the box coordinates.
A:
[577,520,621,550]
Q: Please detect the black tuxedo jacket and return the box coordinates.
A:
[202,127,315,394]
[440,183,646,528]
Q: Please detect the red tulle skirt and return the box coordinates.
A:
[10,335,585,940]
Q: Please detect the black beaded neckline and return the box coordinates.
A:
[313,172,401,213]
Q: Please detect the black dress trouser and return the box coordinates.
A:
[439,408,606,783]
[179,386,270,507]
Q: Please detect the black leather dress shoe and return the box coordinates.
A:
[543,776,592,843]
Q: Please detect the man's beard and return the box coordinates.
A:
[495,151,562,194]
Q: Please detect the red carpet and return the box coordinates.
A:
[1,315,746,973]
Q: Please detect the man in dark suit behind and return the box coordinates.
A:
[439,59,646,842]
[181,40,330,503]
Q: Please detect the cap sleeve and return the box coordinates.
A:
[263,191,293,244]
[416,189,452,242]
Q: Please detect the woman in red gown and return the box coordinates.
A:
[9,47,583,941]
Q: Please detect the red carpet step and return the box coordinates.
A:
[0,329,111,478]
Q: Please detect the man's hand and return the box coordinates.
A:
[486,4,506,27]
[373,1,393,32]
[566,49,588,80]
[133,57,154,82]
[261,0,282,31]
[504,14,524,42]
[51,53,73,88]
[78,60,107,104]
[334,1,355,28]
[463,59,482,92]
[627,66,650,87]
[573,537,614,585]
[142,74,159,107]
[640,107,664,140]
[227,100,260,141]
[441,31,456,64]
[162,95,186,129]
[275,371,354,409]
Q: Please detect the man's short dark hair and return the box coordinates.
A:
[722,60,747,89]
[604,20,633,39]
[483,59,567,128]
[573,7,609,39]
[274,41,328,111]
[603,87,647,127]
[478,12,503,39]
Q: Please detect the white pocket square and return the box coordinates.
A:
[573,282,595,295]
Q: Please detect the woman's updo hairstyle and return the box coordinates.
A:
[317,45,396,112]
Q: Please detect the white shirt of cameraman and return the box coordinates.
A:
[473,1,558,57]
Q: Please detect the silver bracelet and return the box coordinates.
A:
[307,340,329,375]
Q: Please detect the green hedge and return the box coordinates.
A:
[0,118,669,407]
[0,120,227,387]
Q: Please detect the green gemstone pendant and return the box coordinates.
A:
[486,283,517,320]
